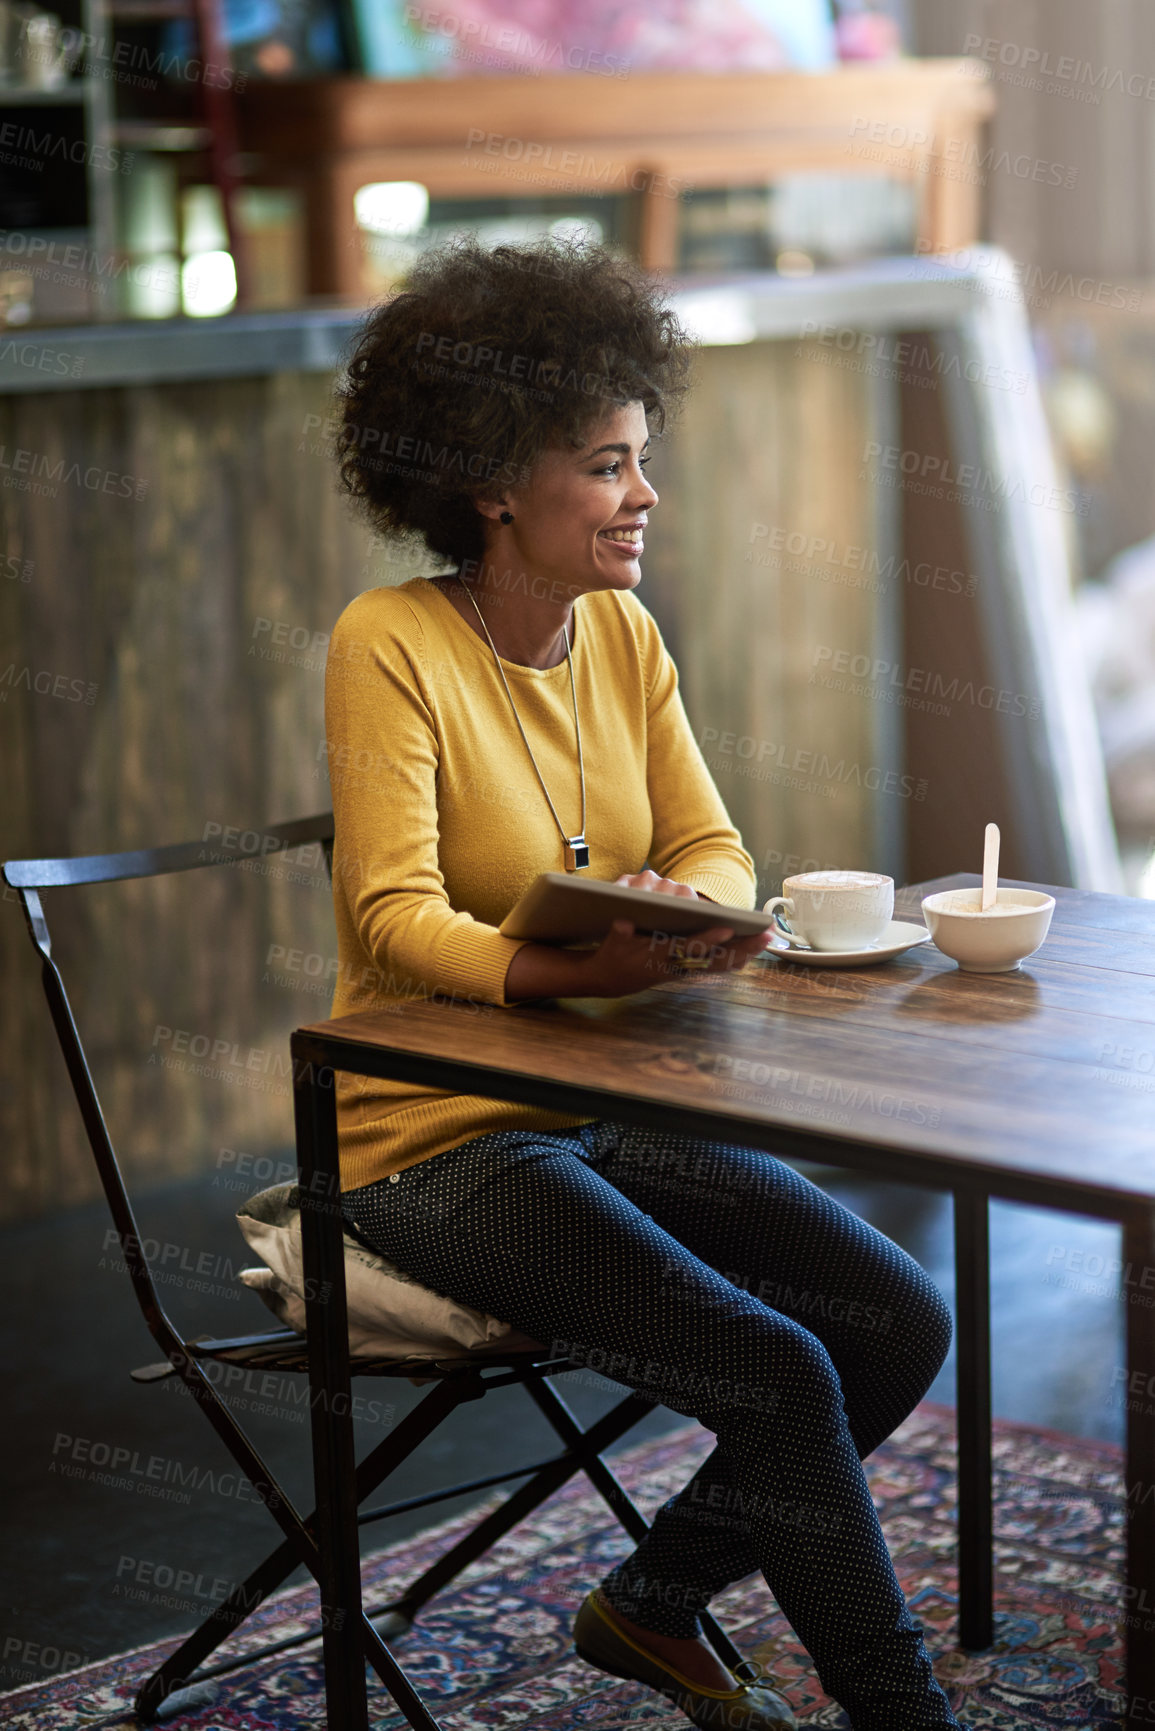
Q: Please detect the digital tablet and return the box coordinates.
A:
[498,873,774,945]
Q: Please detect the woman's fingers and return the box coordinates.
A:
[596,915,772,991]
[614,871,699,898]
[679,923,734,947]
[663,925,734,971]
[674,927,776,973]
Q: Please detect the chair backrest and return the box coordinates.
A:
[3,813,334,1345]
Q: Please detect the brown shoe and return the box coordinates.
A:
[572,1588,797,1731]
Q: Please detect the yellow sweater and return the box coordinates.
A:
[324,576,756,1191]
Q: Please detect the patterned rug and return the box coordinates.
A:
[0,1401,1133,1729]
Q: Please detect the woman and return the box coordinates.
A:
[326,236,961,1731]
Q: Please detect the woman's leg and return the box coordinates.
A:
[590,1126,952,1691]
[342,1125,958,1731]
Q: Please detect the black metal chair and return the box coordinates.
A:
[3,813,750,1727]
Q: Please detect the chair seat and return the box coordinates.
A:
[236,1182,549,1365]
[132,1329,562,1383]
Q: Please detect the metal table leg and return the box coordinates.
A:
[954,1187,993,1651]
[295,1049,370,1730]
[1124,1205,1155,1706]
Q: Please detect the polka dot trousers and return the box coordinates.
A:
[341,1120,959,1731]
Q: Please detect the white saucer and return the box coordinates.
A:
[757,919,932,969]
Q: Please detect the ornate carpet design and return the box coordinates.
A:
[0,1402,1133,1729]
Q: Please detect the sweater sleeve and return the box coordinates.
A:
[325,593,533,1008]
[626,596,757,910]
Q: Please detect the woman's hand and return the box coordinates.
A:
[613,869,701,899]
[571,870,774,996]
[504,871,774,1001]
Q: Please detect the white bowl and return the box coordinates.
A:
[920,887,1055,973]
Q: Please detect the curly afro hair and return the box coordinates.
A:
[335,233,695,569]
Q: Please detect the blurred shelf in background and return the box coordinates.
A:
[234,59,994,299]
[0,0,267,324]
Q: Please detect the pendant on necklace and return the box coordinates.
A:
[565,835,590,872]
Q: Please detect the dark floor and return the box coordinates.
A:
[0,1156,1126,1696]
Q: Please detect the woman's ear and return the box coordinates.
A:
[474,496,509,523]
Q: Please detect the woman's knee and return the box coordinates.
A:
[888,1251,953,1380]
[701,1314,845,1433]
[920,1272,954,1375]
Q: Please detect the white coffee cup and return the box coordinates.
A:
[762,870,894,952]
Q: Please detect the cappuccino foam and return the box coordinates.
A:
[788,870,890,889]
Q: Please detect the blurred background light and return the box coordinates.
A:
[354,181,430,236]
[181,250,239,318]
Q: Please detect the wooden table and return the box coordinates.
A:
[291,872,1155,1726]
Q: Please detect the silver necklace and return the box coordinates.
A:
[461,582,589,871]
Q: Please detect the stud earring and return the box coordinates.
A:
[499,510,514,525]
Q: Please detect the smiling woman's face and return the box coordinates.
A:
[480,400,659,600]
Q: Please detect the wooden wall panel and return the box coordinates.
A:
[895,343,1022,884]
[914,0,1155,281]
[642,338,896,903]
[0,373,396,1224]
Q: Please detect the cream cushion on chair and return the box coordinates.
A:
[236,1184,545,1363]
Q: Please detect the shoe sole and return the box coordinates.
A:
[574,1640,621,1674]
[574,1638,662,1686]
